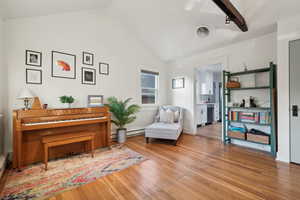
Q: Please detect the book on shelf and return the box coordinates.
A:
[228,111,271,124]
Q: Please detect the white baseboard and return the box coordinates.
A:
[276,153,290,163]
[112,128,145,140]
[183,128,195,135]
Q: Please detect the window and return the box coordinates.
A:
[141,70,159,105]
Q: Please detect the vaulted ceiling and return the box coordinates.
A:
[0,0,111,19]
[1,0,300,62]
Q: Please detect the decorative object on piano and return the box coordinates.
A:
[52,51,76,79]
[82,67,96,85]
[99,62,109,75]
[226,77,240,88]
[106,97,141,143]
[26,69,42,85]
[43,104,48,109]
[82,51,94,66]
[87,95,104,107]
[17,88,34,110]
[172,77,185,89]
[3,146,145,200]
[31,97,43,110]
[59,96,75,108]
[25,50,42,67]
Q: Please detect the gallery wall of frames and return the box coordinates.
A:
[25,50,110,85]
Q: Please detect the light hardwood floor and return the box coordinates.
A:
[197,123,222,140]
[49,134,300,200]
[3,134,300,200]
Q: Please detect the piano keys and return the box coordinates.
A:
[24,117,107,127]
[13,107,111,169]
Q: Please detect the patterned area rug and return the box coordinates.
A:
[1,146,146,200]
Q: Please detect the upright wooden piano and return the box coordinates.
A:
[13,107,111,169]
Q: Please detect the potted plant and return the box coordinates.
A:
[105,97,141,143]
[59,96,75,108]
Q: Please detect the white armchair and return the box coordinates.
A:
[145,106,184,145]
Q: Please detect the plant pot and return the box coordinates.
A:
[117,128,127,143]
[61,103,72,109]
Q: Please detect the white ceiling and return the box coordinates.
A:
[0,0,111,19]
[1,0,300,62]
[112,0,279,61]
[198,63,223,72]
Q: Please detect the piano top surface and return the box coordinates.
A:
[14,107,109,120]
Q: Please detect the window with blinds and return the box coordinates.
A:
[141,70,159,105]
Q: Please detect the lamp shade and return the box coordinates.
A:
[17,88,34,99]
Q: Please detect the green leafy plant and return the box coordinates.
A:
[105,97,141,129]
[59,96,75,104]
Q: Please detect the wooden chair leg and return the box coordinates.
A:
[174,132,183,146]
[146,137,150,143]
[173,140,178,146]
[85,142,88,153]
[44,144,48,171]
[91,139,95,158]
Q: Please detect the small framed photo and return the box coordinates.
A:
[82,67,96,85]
[83,52,94,66]
[52,51,76,79]
[172,77,185,89]
[87,95,104,107]
[99,63,109,75]
[26,50,42,67]
[26,69,42,84]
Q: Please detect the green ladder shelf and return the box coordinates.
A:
[222,62,277,156]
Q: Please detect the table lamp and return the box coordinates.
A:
[17,88,34,110]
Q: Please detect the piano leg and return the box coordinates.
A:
[107,121,112,148]
[84,142,88,153]
[91,139,95,158]
[17,131,23,170]
[44,144,48,170]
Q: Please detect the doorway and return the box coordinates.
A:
[289,39,300,164]
[195,63,223,140]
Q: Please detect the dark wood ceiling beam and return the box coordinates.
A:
[212,0,248,32]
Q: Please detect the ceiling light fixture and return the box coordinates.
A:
[197,26,210,38]
[225,16,231,25]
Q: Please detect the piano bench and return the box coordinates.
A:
[42,131,96,170]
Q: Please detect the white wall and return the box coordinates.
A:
[168,33,277,134]
[0,18,7,175]
[4,10,168,152]
[277,14,300,162]
[0,19,5,114]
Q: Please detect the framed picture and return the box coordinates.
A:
[52,51,76,79]
[26,69,42,84]
[83,52,94,66]
[99,63,109,75]
[87,95,104,107]
[172,77,185,89]
[26,50,42,67]
[82,67,96,85]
